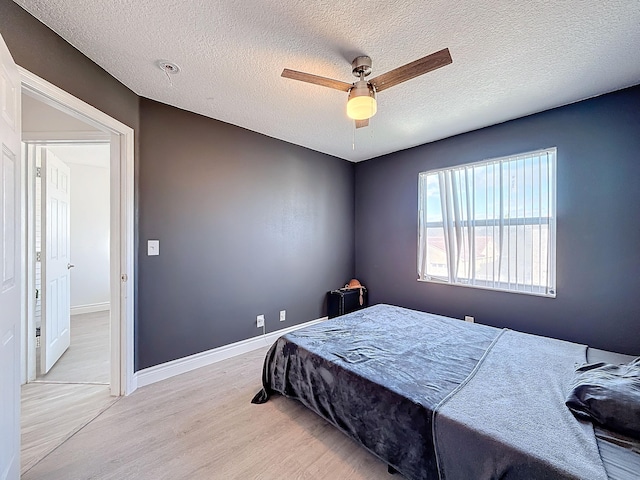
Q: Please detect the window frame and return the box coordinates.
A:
[417,147,557,298]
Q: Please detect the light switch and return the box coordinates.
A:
[148,240,159,256]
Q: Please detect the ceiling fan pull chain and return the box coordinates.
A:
[352,123,356,151]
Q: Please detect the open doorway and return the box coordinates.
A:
[18,68,135,474]
[19,66,135,395]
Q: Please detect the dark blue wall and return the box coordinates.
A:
[355,85,640,355]
[138,99,355,369]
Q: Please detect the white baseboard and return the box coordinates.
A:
[135,316,328,389]
[71,302,110,315]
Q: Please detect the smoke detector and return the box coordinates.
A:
[158,60,181,75]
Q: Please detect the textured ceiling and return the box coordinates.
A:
[13,0,640,162]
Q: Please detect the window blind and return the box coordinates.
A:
[418,148,556,297]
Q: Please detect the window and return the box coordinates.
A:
[418,148,556,297]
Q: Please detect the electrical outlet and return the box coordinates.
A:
[256,314,265,328]
[279,310,286,322]
[464,315,474,323]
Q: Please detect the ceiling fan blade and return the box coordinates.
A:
[355,119,369,129]
[369,48,452,93]
[281,69,352,92]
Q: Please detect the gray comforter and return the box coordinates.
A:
[252,304,608,480]
[434,329,607,480]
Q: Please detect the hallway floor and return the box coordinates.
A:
[22,310,115,475]
[36,310,110,384]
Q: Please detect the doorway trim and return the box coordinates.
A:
[19,66,135,396]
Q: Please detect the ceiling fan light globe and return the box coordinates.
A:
[347,81,377,120]
[347,97,377,120]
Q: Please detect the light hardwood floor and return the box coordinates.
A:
[22,346,395,480]
[21,383,117,474]
[36,311,110,384]
[22,311,114,475]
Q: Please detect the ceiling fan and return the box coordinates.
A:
[282,48,452,128]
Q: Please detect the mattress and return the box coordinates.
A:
[252,304,639,479]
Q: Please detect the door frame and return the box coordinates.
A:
[19,67,135,396]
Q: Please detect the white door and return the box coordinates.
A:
[40,148,71,374]
[0,33,22,480]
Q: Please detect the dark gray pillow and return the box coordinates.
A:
[566,357,640,439]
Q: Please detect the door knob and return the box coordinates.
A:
[67,263,75,269]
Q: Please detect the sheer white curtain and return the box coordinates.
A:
[418,148,556,297]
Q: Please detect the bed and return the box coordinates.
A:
[252,304,640,480]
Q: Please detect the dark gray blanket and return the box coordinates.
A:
[252,304,500,479]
